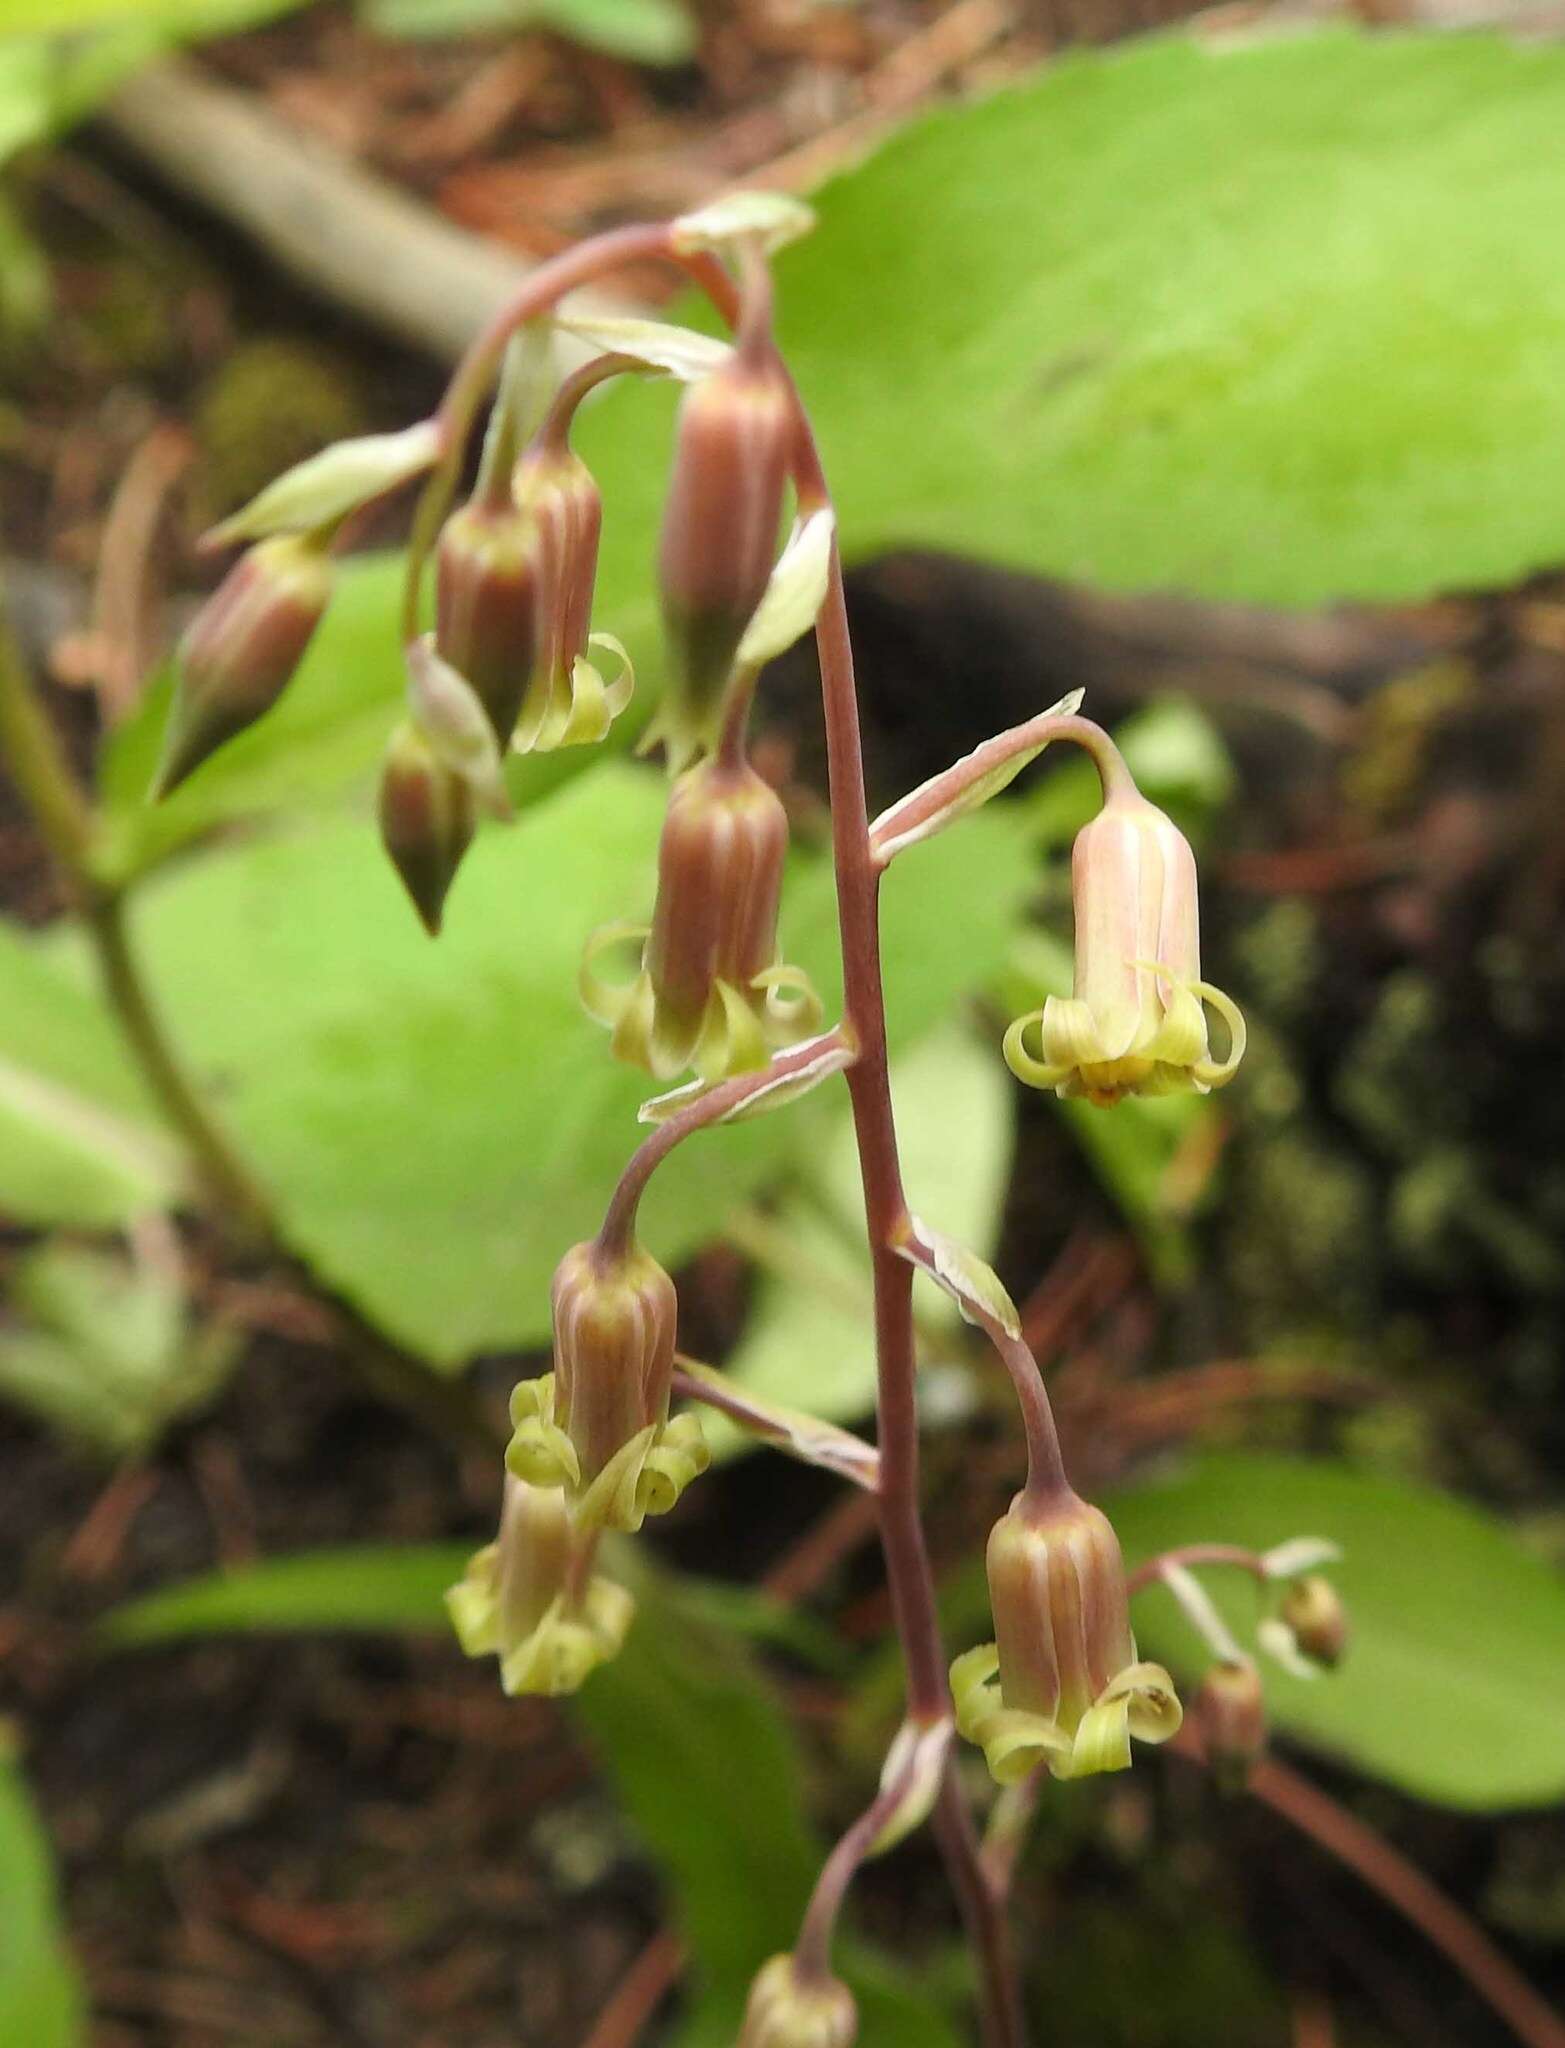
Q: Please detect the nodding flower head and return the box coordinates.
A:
[433,494,542,751]
[739,1955,857,2048]
[1004,791,1245,1107]
[952,1490,1181,1782]
[655,352,792,770]
[506,1236,707,1534]
[580,756,819,1085]
[1193,1658,1267,1790]
[445,1474,634,1697]
[154,534,332,798]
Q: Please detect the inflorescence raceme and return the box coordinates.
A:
[152,191,1341,2048]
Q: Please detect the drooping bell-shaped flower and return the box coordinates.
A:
[654,346,792,771]
[1004,791,1245,1106]
[739,1954,857,2048]
[952,1489,1182,1782]
[580,756,819,1085]
[506,1235,707,1534]
[445,1474,634,1697]
[154,534,332,797]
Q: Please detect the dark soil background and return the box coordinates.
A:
[4,5,1565,2046]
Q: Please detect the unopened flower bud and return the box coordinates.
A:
[154,534,331,797]
[1004,790,1245,1106]
[952,1490,1181,1782]
[434,497,541,749]
[656,352,792,767]
[580,757,819,1084]
[1279,1575,1349,1670]
[445,1474,635,1697]
[511,442,629,752]
[1193,1658,1267,1790]
[377,720,476,935]
[739,1954,857,2048]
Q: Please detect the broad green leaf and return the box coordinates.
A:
[0,920,181,1226]
[1106,1453,1565,1811]
[45,768,1026,1363]
[0,1745,86,2048]
[101,1543,470,1645]
[763,29,1565,605]
[710,1020,1011,1457]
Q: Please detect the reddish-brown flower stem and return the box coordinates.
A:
[792,1718,950,1984]
[452,227,1030,2046]
[671,1360,880,1491]
[789,406,1027,2048]
[596,1028,854,1258]
[403,222,677,644]
[535,351,645,454]
[871,709,1134,868]
[1235,1748,1565,2048]
[1126,1543,1269,1596]
[982,1322,1071,1513]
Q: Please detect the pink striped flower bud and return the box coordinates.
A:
[154,534,331,797]
[580,757,818,1084]
[1193,1658,1267,1790]
[952,1490,1181,1783]
[552,1237,676,1486]
[656,353,792,767]
[739,1955,857,2048]
[376,720,477,936]
[434,497,541,750]
[507,1237,707,1534]
[1004,790,1245,1106]
[445,1474,634,1697]
[509,443,632,753]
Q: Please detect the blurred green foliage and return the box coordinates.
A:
[0,1743,84,2048]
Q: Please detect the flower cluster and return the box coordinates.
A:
[148,190,1356,2048]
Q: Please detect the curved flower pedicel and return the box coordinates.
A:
[952,1490,1182,1783]
[580,754,820,1084]
[1004,788,1246,1106]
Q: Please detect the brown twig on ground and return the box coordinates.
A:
[576,1929,684,2048]
[56,422,192,723]
[1230,1746,1565,2048]
[102,62,631,364]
